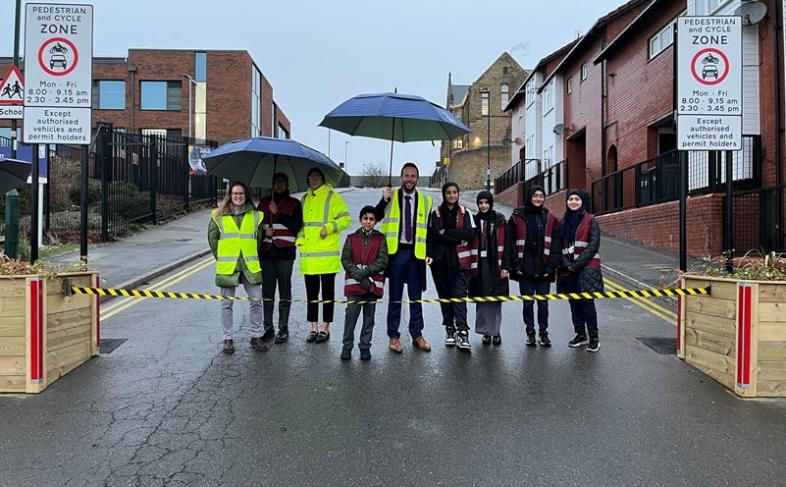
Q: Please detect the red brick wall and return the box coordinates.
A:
[596,193,725,257]
[757,8,779,188]
[604,0,686,170]
[205,51,252,144]
[495,182,523,208]
[261,74,274,138]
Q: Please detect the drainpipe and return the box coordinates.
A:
[128,65,137,133]
[773,0,784,250]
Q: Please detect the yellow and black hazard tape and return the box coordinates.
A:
[71,286,709,305]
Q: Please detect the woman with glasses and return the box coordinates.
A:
[208,181,267,355]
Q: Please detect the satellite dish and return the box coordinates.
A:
[553,123,565,136]
[734,1,767,26]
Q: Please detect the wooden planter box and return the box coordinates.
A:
[0,272,99,393]
[679,276,786,398]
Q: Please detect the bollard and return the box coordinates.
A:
[4,189,20,259]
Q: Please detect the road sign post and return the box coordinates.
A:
[676,16,742,270]
[23,3,93,263]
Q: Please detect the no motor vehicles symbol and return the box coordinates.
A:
[37,36,78,77]
[690,47,729,86]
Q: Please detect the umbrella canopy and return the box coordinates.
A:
[319,92,470,142]
[203,136,344,192]
[0,158,32,194]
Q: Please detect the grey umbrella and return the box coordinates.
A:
[0,158,32,194]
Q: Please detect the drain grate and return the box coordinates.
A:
[636,337,677,355]
[100,338,127,354]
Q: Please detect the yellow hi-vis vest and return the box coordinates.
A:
[296,184,351,275]
[380,189,432,259]
[214,210,263,275]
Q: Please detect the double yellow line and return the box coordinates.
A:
[101,256,214,321]
[603,278,677,324]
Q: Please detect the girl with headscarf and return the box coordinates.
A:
[557,189,603,352]
[426,182,476,351]
[470,191,509,345]
[506,185,561,347]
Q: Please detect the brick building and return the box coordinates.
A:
[439,53,527,191]
[496,0,785,256]
[0,49,291,145]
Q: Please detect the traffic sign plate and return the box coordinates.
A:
[0,65,24,106]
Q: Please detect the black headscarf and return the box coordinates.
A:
[563,188,590,243]
[523,185,546,213]
[272,172,290,202]
[476,190,495,221]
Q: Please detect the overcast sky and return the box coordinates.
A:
[7,0,626,177]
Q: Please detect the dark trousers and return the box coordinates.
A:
[432,264,470,332]
[304,273,335,323]
[386,248,425,339]
[519,277,551,336]
[261,257,294,331]
[560,273,599,339]
[343,293,378,351]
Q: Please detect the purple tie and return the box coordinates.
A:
[404,195,413,243]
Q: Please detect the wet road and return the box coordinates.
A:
[2,188,786,486]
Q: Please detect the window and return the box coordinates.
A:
[581,64,588,81]
[140,81,182,110]
[195,52,207,82]
[481,90,489,116]
[92,80,125,110]
[500,84,510,110]
[695,0,731,15]
[251,67,262,136]
[525,80,536,107]
[453,138,463,150]
[543,145,554,167]
[503,65,509,75]
[649,22,673,59]
[518,105,524,119]
[543,81,554,113]
[277,124,289,140]
[567,77,573,94]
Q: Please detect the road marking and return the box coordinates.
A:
[101,257,214,320]
[604,278,676,324]
[605,278,678,319]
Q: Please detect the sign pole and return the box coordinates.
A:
[80,144,88,266]
[11,0,21,159]
[725,150,734,272]
[30,144,39,263]
[680,150,688,272]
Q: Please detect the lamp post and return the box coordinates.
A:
[481,88,491,191]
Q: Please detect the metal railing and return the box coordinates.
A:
[523,159,568,197]
[494,158,541,193]
[591,135,761,215]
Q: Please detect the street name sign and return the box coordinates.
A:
[676,16,742,150]
[22,3,93,144]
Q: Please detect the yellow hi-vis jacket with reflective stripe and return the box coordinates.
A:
[380,189,432,259]
[213,209,263,278]
[296,184,351,275]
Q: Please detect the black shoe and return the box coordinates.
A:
[250,337,268,352]
[482,335,492,345]
[569,334,589,348]
[340,349,352,361]
[315,331,330,343]
[360,349,371,361]
[457,331,471,351]
[587,338,600,353]
[525,334,537,347]
[260,328,275,342]
[538,334,551,347]
[274,328,289,344]
[222,339,235,354]
[306,330,318,343]
[492,335,502,346]
[445,326,457,347]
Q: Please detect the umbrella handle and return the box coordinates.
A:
[388,122,395,187]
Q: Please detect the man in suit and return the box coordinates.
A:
[375,163,433,353]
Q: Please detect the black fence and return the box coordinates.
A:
[591,135,761,215]
[494,158,542,194]
[732,185,785,254]
[2,128,220,243]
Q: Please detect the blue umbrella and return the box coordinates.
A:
[319,92,471,184]
[0,158,32,194]
[203,136,344,192]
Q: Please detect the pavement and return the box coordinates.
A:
[2,187,786,486]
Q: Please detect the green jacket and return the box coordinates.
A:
[208,202,265,287]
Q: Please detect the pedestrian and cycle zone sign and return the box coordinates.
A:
[23,3,93,144]
[676,16,742,151]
